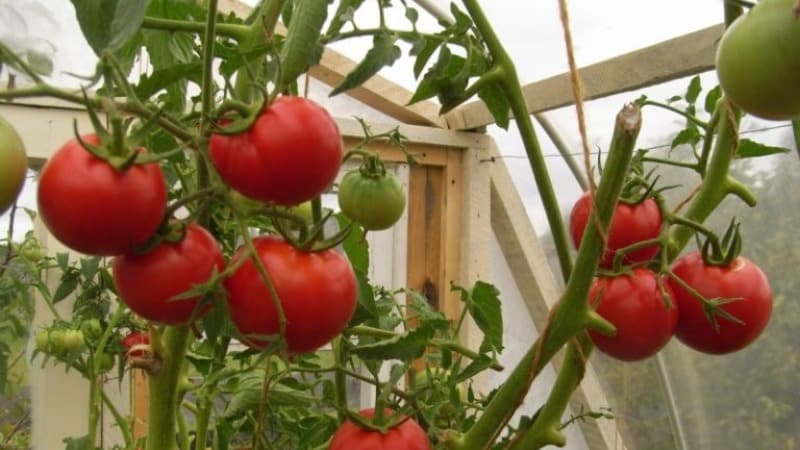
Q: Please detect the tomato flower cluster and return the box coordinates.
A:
[570,193,773,360]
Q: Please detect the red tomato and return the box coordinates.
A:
[209,96,343,206]
[667,251,772,354]
[224,236,357,354]
[37,135,167,256]
[112,224,225,325]
[588,268,678,361]
[569,193,662,268]
[121,331,150,357]
[329,409,432,450]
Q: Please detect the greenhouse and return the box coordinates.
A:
[0,0,798,449]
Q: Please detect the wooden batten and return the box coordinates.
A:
[444,24,722,130]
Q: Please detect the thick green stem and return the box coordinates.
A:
[458,105,640,450]
[145,326,192,450]
[141,16,248,40]
[462,0,573,281]
[233,0,285,101]
[507,337,592,450]
[792,120,800,160]
[101,390,134,449]
[333,337,348,421]
[86,375,103,450]
[193,397,212,450]
[668,100,753,258]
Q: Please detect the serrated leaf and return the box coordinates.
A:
[463,281,503,353]
[135,62,203,100]
[53,270,80,304]
[352,325,434,361]
[79,257,100,280]
[330,33,401,96]
[455,354,494,383]
[223,373,316,418]
[70,0,148,55]
[478,82,510,129]
[736,139,790,158]
[685,75,702,105]
[670,127,702,149]
[704,85,722,114]
[411,37,438,79]
[326,0,365,36]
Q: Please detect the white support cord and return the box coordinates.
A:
[410,0,454,24]
[656,352,690,450]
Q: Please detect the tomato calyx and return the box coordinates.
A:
[75,90,166,171]
[699,219,743,267]
[272,207,354,252]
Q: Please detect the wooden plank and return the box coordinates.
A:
[439,149,464,321]
[219,0,446,128]
[488,143,626,450]
[444,24,722,130]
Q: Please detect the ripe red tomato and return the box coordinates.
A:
[224,236,357,354]
[209,96,343,206]
[587,268,678,361]
[112,224,225,325]
[0,115,28,215]
[121,331,150,357]
[569,193,662,268]
[37,135,167,256]
[667,251,772,354]
[715,0,800,120]
[329,409,432,450]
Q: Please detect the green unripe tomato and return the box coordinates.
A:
[715,0,800,120]
[96,353,115,373]
[288,201,314,224]
[80,319,103,342]
[338,169,406,231]
[47,329,66,354]
[0,115,28,215]
[63,329,85,352]
[35,330,50,353]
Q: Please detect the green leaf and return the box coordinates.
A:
[279,0,329,88]
[704,85,722,114]
[223,372,316,419]
[458,281,503,353]
[53,270,80,304]
[70,0,149,55]
[670,127,702,149]
[330,32,401,96]
[409,47,465,105]
[352,325,434,361]
[411,37,439,79]
[326,0,365,36]
[478,82,510,129]
[685,75,702,105]
[79,257,100,280]
[134,62,203,100]
[63,435,89,450]
[736,139,790,159]
[455,354,494,383]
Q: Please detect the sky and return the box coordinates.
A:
[0,0,794,240]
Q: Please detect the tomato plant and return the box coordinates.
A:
[37,135,167,256]
[569,193,662,268]
[210,96,343,206]
[224,236,357,354]
[112,223,225,325]
[329,409,432,450]
[715,0,800,120]
[587,268,678,361]
[667,251,773,354]
[0,115,27,215]
[338,166,406,231]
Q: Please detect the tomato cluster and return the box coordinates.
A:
[570,193,773,360]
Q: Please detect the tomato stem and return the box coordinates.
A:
[145,326,192,450]
[457,103,639,450]
[140,16,249,40]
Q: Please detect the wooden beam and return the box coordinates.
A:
[220,0,446,128]
[488,143,627,450]
[444,24,723,130]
